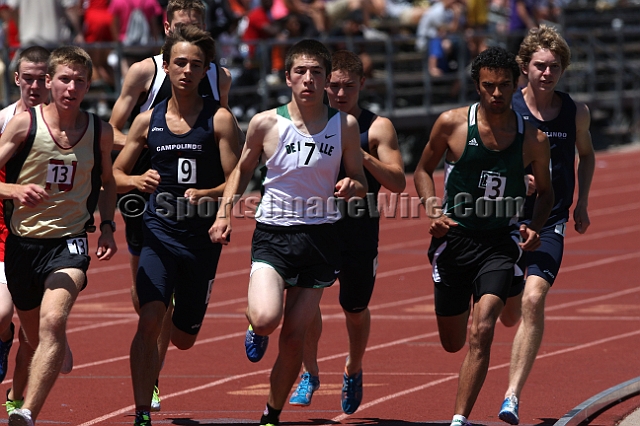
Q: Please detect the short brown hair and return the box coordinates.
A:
[162,24,215,66]
[284,39,331,75]
[166,0,206,24]
[16,46,50,73]
[331,50,363,78]
[517,24,571,71]
[47,46,93,81]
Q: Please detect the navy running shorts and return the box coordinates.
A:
[428,226,520,316]
[5,233,90,311]
[251,222,340,289]
[509,220,565,296]
[136,230,222,335]
[339,249,378,313]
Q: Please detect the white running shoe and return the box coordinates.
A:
[9,408,34,426]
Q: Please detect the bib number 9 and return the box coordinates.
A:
[178,158,196,184]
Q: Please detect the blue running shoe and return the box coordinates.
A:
[341,368,363,415]
[498,395,519,425]
[245,325,269,363]
[289,372,320,406]
[0,323,14,382]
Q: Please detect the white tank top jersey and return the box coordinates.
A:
[256,105,343,226]
[0,102,18,134]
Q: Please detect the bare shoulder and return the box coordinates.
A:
[131,109,153,129]
[574,100,591,129]
[121,57,156,92]
[370,114,395,134]
[524,120,546,143]
[4,110,31,132]
[213,105,236,130]
[219,66,232,84]
[249,108,278,132]
[342,110,358,128]
[99,119,114,138]
[434,105,468,134]
[214,105,234,120]
[129,57,156,77]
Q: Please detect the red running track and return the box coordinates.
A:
[2,146,640,425]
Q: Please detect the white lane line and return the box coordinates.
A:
[328,329,640,423]
[77,332,438,425]
[561,251,640,273]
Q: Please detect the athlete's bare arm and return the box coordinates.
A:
[0,111,49,206]
[414,107,467,237]
[184,107,241,204]
[96,121,117,260]
[218,66,232,108]
[522,124,553,246]
[109,58,156,149]
[337,112,367,199]
[209,109,276,244]
[365,115,405,193]
[112,110,160,193]
[573,101,595,234]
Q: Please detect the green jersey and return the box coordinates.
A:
[443,103,527,230]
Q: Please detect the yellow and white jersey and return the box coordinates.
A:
[256,105,343,226]
[7,105,99,238]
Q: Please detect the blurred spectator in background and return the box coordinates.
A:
[536,0,562,24]
[329,7,365,38]
[205,0,241,37]
[416,0,466,76]
[324,0,377,29]
[109,0,163,73]
[372,0,428,28]
[0,3,19,57]
[83,0,117,89]
[283,0,327,34]
[465,0,488,57]
[242,0,280,69]
[506,0,539,55]
[5,0,84,47]
[270,13,317,78]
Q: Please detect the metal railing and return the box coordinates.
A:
[2,26,640,143]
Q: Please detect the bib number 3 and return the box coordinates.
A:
[484,175,507,199]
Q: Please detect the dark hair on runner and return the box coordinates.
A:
[16,46,51,73]
[284,39,331,74]
[331,50,363,78]
[471,46,520,84]
[162,23,215,67]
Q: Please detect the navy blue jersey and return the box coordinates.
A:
[144,97,225,249]
[512,89,577,225]
[337,108,380,251]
